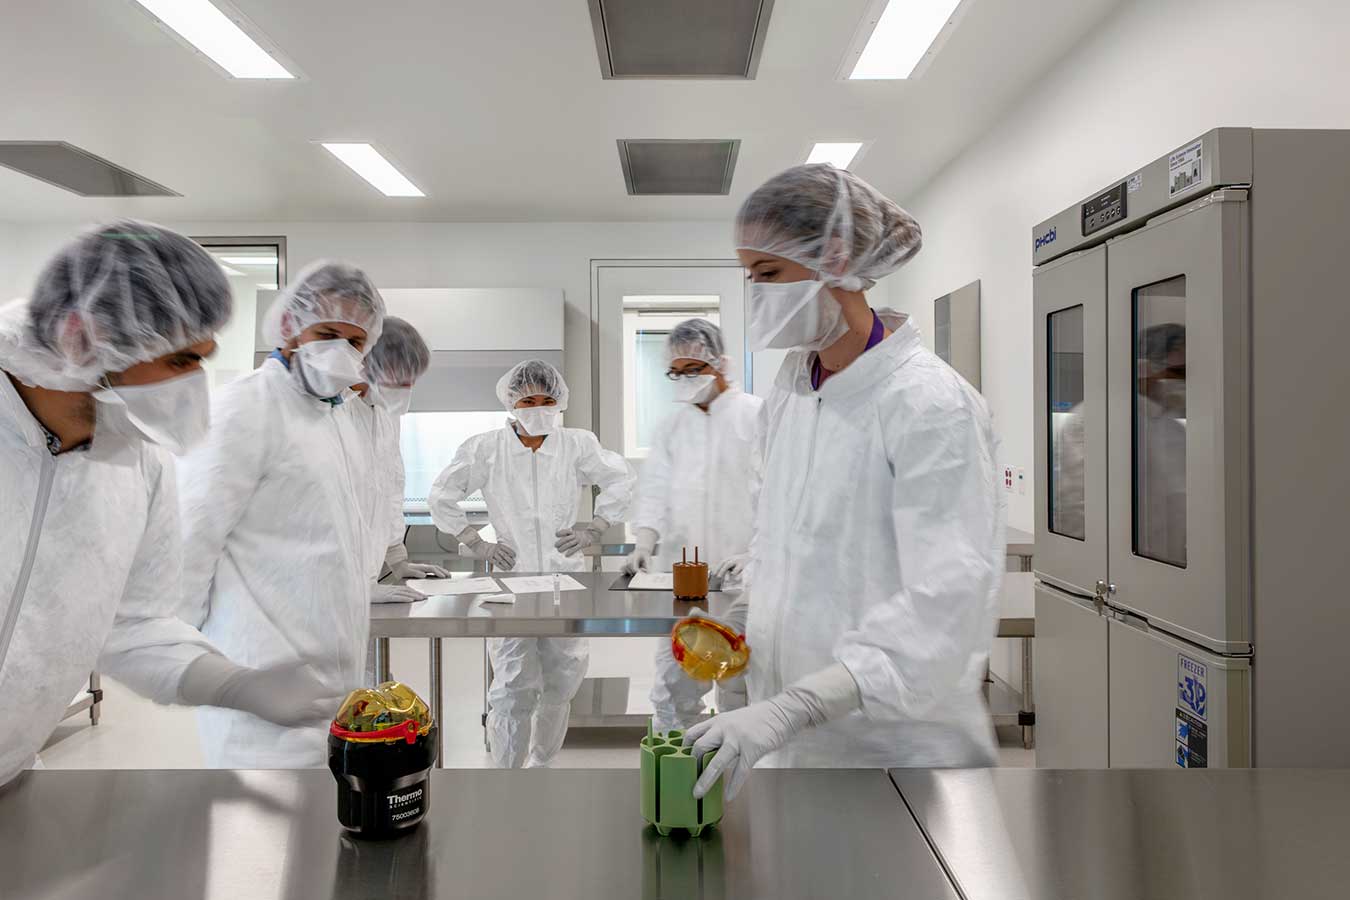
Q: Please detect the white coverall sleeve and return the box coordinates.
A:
[834,397,1004,722]
[630,414,675,536]
[98,449,218,704]
[428,436,488,538]
[574,430,635,526]
[176,382,267,629]
[382,421,409,563]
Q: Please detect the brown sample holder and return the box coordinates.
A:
[672,546,709,601]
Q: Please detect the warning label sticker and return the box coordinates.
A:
[1168,140,1204,198]
[1176,708,1208,768]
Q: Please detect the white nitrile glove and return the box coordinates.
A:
[555,516,608,557]
[712,553,750,584]
[683,662,861,801]
[458,526,517,571]
[622,527,659,575]
[689,595,749,636]
[389,560,450,580]
[178,653,344,727]
[371,583,424,604]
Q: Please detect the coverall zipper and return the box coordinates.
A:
[0,452,56,670]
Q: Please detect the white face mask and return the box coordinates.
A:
[747,279,847,351]
[294,339,364,399]
[513,406,560,436]
[672,373,718,405]
[93,368,211,456]
[376,385,413,417]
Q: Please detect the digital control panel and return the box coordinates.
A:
[1081,182,1127,237]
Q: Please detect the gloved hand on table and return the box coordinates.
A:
[622,527,659,575]
[683,662,861,801]
[178,653,344,726]
[371,583,424,604]
[555,516,609,557]
[712,553,750,585]
[388,560,450,580]
[457,527,516,571]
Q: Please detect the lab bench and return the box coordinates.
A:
[890,768,1350,900]
[0,767,957,900]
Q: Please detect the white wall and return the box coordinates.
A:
[0,220,739,429]
[884,0,1350,533]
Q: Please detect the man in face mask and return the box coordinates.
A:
[0,221,341,786]
[349,316,448,605]
[428,360,634,768]
[176,260,387,768]
[623,319,763,732]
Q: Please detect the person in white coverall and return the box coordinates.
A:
[0,222,338,785]
[349,316,448,605]
[681,164,1006,800]
[177,260,387,768]
[429,360,634,767]
[622,318,762,732]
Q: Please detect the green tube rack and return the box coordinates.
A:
[639,723,723,837]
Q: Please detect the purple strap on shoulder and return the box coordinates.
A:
[812,310,885,390]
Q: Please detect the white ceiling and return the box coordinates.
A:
[0,0,1122,223]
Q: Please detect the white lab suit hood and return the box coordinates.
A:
[632,387,763,571]
[0,365,215,784]
[176,356,379,768]
[748,310,1005,768]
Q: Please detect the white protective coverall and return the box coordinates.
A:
[429,424,633,767]
[636,387,762,730]
[177,356,379,767]
[748,311,1005,768]
[0,371,215,784]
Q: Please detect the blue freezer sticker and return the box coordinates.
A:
[1178,654,1208,720]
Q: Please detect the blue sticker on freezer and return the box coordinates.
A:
[1178,654,1208,720]
[1176,708,1208,768]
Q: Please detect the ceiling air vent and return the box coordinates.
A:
[617,140,740,195]
[0,142,179,197]
[589,0,774,79]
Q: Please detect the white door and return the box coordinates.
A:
[593,263,750,470]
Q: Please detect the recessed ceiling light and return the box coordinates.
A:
[256,283,278,290]
[806,142,866,170]
[320,143,425,198]
[844,0,966,80]
[133,0,295,79]
[218,255,278,266]
[217,263,245,276]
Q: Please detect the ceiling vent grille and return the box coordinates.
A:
[0,142,179,197]
[617,140,740,195]
[589,0,774,79]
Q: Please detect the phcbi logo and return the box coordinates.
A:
[1034,226,1058,252]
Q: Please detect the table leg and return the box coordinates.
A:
[1021,636,1035,750]
[374,637,392,683]
[89,672,101,726]
[430,638,444,767]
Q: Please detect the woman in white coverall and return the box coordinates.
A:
[177,261,386,768]
[429,360,634,767]
[350,316,448,605]
[622,319,762,732]
[0,222,338,785]
[683,165,1005,800]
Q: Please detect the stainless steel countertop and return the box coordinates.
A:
[0,768,956,900]
[1005,526,1035,558]
[370,570,735,638]
[890,768,1350,900]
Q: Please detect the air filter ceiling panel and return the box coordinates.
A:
[618,140,739,195]
[0,142,179,197]
[589,0,774,78]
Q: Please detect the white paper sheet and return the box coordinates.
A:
[627,572,674,591]
[475,593,516,605]
[499,575,587,595]
[408,576,501,597]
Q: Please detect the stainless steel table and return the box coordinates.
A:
[1005,526,1035,572]
[890,768,1350,900]
[0,768,957,900]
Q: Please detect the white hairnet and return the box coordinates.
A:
[6,220,232,389]
[666,318,725,368]
[260,260,385,353]
[364,316,430,387]
[496,359,568,411]
[735,164,922,291]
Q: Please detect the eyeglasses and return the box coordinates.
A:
[666,364,711,381]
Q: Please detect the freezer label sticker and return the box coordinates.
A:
[1176,708,1208,768]
[1127,172,1143,194]
[1169,140,1204,197]
[1177,654,1208,720]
